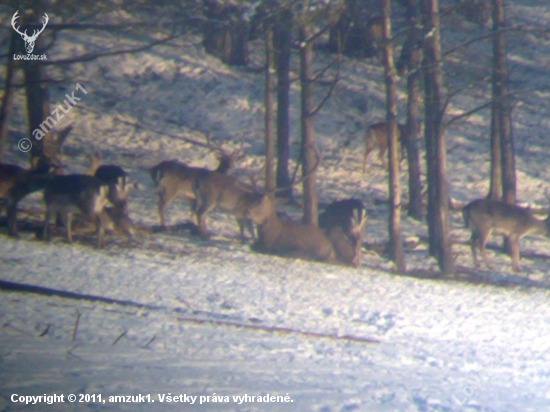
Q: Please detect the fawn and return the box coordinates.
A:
[192,172,257,243]
[463,198,550,272]
[362,121,407,171]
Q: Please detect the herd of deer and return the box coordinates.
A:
[1,122,549,272]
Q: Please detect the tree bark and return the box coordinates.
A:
[275,10,293,199]
[381,0,406,272]
[491,0,515,204]
[0,31,18,162]
[399,0,423,219]
[420,0,454,275]
[264,19,276,192]
[299,26,318,226]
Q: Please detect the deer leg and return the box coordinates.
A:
[508,235,521,272]
[479,229,492,268]
[363,147,373,173]
[379,147,388,169]
[6,199,18,237]
[42,206,53,241]
[470,231,480,267]
[188,199,197,221]
[64,212,73,243]
[96,213,105,248]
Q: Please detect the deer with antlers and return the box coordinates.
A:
[12,11,49,54]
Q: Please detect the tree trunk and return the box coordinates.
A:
[399,0,423,219]
[381,0,406,272]
[420,0,454,275]
[0,31,18,161]
[264,20,276,192]
[299,27,318,226]
[23,36,51,167]
[275,10,293,199]
[487,97,501,200]
[491,0,515,204]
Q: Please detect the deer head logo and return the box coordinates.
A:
[12,11,49,54]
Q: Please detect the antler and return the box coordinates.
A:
[30,13,49,41]
[11,11,26,38]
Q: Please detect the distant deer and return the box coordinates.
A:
[319,199,368,267]
[86,153,135,239]
[192,172,257,243]
[462,198,550,272]
[149,147,241,227]
[245,193,336,263]
[363,122,407,171]
[0,162,58,236]
[42,174,110,248]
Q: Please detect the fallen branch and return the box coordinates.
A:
[176,316,380,344]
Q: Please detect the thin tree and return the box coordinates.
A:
[491,0,515,204]
[299,25,319,225]
[264,15,276,192]
[381,0,405,271]
[274,7,293,199]
[420,0,454,275]
[397,0,423,219]
[0,31,18,161]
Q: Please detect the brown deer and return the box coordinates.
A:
[462,198,550,272]
[192,172,257,243]
[42,174,110,248]
[245,193,337,263]
[319,199,368,267]
[149,151,240,227]
[0,163,58,236]
[363,122,407,172]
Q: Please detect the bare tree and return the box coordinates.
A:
[397,0,423,219]
[264,14,276,191]
[299,25,319,225]
[420,0,454,275]
[274,7,293,199]
[381,0,405,271]
[0,32,18,161]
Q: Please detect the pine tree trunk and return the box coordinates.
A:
[382,0,406,272]
[299,27,318,226]
[264,20,276,192]
[491,0,515,204]
[420,0,454,275]
[275,10,293,199]
[0,31,18,161]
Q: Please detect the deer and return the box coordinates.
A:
[318,199,368,267]
[85,152,135,239]
[42,174,110,248]
[462,198,550,272]
[0,162,58,236]
[245,193,337,264]
[192,172,257,243]
[148,140,242,227]
[363,121,408,172]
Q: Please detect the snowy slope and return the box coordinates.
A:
[2,1,550,411]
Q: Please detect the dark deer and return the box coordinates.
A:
[319,199,368,267]
[363,122,408,171]
[42,174,110,248]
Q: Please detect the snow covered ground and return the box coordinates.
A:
[1,1,550,411]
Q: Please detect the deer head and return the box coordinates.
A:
[12,11,49,54]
